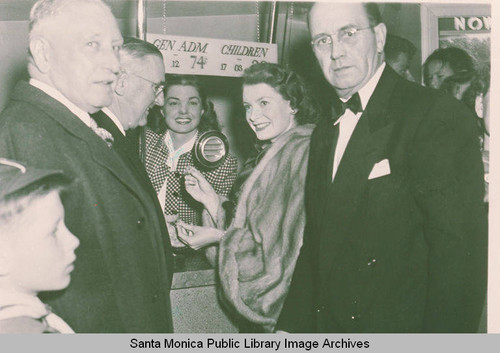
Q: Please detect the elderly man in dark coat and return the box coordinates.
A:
[0,0,173,333]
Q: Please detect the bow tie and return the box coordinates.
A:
[336,92,363,118]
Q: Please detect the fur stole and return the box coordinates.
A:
[218,124,313,331]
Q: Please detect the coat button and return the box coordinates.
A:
[137,217,145,229]
[351,313,361,321]
[367,258,377,266]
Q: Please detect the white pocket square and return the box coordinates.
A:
[368,159,391,180]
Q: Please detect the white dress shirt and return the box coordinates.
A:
[102,107,126,136]
[29,79,94,128]
[332,63,386,181]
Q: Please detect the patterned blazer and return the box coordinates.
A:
[145,128,238,225]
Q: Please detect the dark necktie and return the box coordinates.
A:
[88,114,113,147]
[336,92,363,118]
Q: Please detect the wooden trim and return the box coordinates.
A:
[420,3,491,64]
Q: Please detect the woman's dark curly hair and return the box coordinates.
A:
[423,47,474,87]
[242,63,320,125]
[149,74,220,133]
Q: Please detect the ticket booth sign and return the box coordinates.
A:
[147,33,278,77]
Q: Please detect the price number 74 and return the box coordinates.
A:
[190,55,207,69]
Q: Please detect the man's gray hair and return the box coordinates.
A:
[29,0,110,35]
[120,37,164,71]
[307,2,383,30]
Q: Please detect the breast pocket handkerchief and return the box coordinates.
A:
[368,159,391,180]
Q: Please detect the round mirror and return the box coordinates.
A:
[193,131,229,169]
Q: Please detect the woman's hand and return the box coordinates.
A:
[184,167,217,202]
[176,221,224,250]
[184,166,220,219]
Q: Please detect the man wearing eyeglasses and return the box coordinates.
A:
[91,37,169,251]
[278,2,487,333]
[0,0,173,333]
[92,37,165,187]
[94,37,165,134]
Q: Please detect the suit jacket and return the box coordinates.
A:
[91,110,159,205]
[277,66,487,333]
[0,81,174,333]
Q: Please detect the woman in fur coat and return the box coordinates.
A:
[176,63,320,331]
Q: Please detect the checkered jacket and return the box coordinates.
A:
[145,128,238,225]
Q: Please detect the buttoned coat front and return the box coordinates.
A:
[0,82,174,333]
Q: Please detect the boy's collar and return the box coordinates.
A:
[0,288,49,321]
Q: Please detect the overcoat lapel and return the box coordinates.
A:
[317,67,402,281]
[307,118,339,233]
[94,110,157,201]
[14,83,145,205]
[14,83,171,288]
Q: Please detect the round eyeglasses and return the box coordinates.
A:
[126,71,165,96]
[311,26,373,53]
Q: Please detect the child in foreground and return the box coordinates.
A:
[0,158,79,333]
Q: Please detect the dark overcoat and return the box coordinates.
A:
[0,81,174,333]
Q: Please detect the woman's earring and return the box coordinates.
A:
[291,109,297,114]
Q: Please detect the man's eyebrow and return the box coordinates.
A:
[85,33,102,40]
[311,32,329,40]
[311,25,359,40]
[166,97,200,101]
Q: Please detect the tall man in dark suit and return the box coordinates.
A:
[277,2,487,333]
[0,0,173,332]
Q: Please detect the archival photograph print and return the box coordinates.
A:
[0,0,494,345]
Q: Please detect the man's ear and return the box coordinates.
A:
[114,73,127,96]
[29,36,51,73]
[374,23,387,54]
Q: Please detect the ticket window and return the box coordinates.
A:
[138,2,279,332]
[136,2,278,276]
[155,75,252,275]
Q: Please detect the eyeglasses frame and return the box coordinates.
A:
[311,26,374,52]
[124,71,165,96]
